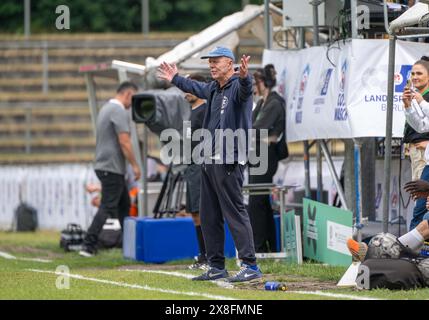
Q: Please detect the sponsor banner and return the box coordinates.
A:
[327,220,352,256]
[303,199,353,267]
[263,39,428,142]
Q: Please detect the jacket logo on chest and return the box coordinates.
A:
[221,96,229,114]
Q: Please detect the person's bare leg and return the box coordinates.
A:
[398,220,428,252]
[416,220,429,239]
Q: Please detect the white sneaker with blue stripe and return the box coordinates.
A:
[226,263,262,282]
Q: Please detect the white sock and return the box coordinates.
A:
[398,229,424,252]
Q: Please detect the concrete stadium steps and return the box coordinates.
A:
[0,152,95,164]
[0,33,192,98]
[0,77,115,86]
[0,49,163,66]
[0,91,112,102]
[0,137,95,148]
[0,32,194,42]
[0,77,118,93]
[0,105,91,117]
[0,104,94,159]
[0,47,171,60]
[0,122,93,134]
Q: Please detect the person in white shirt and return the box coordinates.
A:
[403,56,429,229]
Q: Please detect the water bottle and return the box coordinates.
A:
[264,281,287,291]
[420,241,429,258]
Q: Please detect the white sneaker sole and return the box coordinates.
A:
[78,250,94,257]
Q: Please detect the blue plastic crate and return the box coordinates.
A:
[123,217,236,263]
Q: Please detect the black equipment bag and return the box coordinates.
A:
[60,223,85,252]
[15,202,38,232]
[360,258,426,290]
[98,229,122,249]
[97,219,122,249]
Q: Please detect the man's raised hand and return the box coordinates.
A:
[157,62,178,83]
[239,55,251,79]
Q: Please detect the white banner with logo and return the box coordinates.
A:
[263,39,428,142]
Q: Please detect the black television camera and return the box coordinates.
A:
[131,87,190,136]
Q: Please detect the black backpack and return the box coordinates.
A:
[14,202,38,232]
[358,258,426,290]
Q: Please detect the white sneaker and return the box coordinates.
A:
[78,250,94,257]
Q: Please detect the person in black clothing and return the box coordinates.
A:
[248,64,286,253]
[79,82,141,257]
[183,73,208,270]
[403,56,429,230]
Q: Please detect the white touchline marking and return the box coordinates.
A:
[0,251,52,263]
[28,269,236,300]
[122,269,235,289]
[0,251,16,259]
[122,269,195,279]
[289,290,381,300]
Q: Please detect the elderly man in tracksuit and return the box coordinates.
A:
[157,46,262,282]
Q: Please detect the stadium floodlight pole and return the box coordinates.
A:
[24,0,31,39]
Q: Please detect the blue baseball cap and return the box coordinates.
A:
[200,46,235,61]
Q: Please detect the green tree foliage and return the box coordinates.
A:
[0,0,262,33]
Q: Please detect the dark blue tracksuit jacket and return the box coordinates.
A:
[172,73,253,163]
